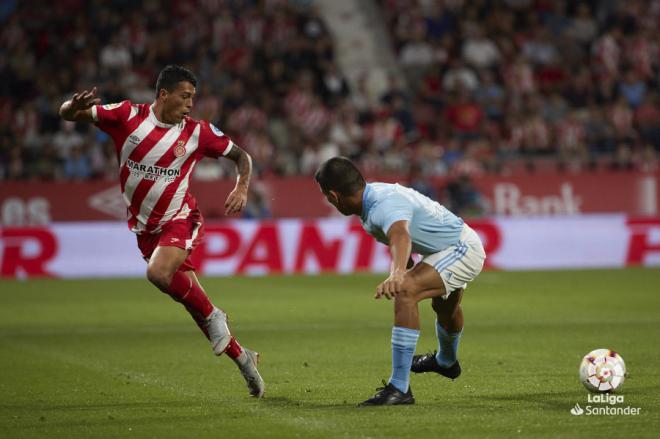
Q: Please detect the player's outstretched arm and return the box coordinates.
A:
[223,145,253,215]
[59,87,100,123]
[376,220,412,300]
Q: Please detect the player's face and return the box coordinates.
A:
[162,81,196,124]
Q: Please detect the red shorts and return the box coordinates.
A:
[136,214,204,272]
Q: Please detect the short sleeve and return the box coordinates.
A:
[198,121,234,158]
[369,194,413,235]
[92,100,132,132]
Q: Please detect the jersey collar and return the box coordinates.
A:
[360,183,374,221]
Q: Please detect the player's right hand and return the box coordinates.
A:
[70,87,101,110]
[375,270,406,300]
[224,185,248,215]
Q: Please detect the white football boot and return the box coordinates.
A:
[205,308,231,355]
[234,349,265,398]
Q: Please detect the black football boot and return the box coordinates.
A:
[358,382,415,407]
[411,351,461,379]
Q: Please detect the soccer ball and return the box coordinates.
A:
[579,349,626,393]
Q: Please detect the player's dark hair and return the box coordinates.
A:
[155,65,198,97]
[315,157,366,195]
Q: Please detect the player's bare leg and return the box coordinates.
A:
[432,288,464,333]
[361,264,447,405]
[187,271,265,398]
[405,266,464,378]
[378,262,463,379]
[147,246,264,397]
[146,245,230,352]
[393,262,450,329]
[146,245,188,292]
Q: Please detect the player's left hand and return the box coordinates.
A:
[225,185,248,215]
[70,87,101,111]
[375,270,406,300]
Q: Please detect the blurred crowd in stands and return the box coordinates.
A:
[380,0,659,176]
[0,0,658,184]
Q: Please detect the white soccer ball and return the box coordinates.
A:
[579,349,626,393]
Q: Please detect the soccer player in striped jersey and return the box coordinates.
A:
[315,157,486,406]
[59,65,264,398]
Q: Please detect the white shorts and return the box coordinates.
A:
[421,224,486,299]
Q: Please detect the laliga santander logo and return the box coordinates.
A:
[571,349,641,416]
[210,123,224,137]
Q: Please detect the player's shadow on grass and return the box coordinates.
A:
[3,397,364,416]
[6,399,301,430]
[0,400,225,412]
[10,412,217,430]
[260,396,354,410]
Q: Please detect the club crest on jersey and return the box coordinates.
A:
[173,140,186,157]
[210,123,224,137]
[102,102,122,110]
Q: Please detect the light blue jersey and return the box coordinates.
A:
[360,182,464,256]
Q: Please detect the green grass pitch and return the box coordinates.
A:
[1,268,659,438]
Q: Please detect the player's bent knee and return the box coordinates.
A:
[400,278,424,300]
[146,264,173,291]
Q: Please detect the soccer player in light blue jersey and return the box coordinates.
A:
[315,157,486,406]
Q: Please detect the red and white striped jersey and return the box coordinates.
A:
[92,100,234,234]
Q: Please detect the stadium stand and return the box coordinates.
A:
[0,0,658,182]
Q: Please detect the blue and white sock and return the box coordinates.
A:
[389,326,420,393]
[435,320,462,367]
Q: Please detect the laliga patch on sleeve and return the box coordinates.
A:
[210,123,225,137]
[102,102,122,110]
